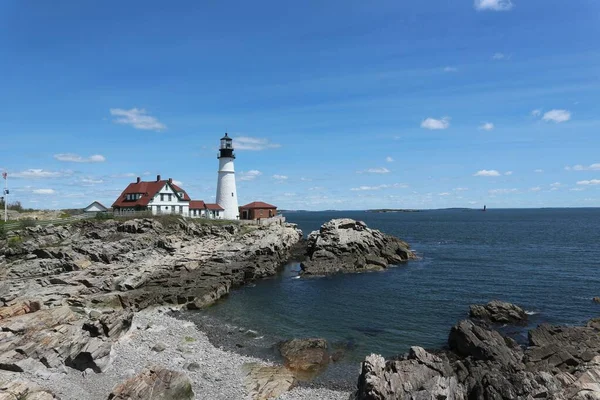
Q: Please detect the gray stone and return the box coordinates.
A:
[107,365,194,400]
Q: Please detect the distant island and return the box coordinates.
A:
[367,209,421,213]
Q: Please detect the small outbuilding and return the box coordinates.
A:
[83,201,109,214]
[239,201,277,220]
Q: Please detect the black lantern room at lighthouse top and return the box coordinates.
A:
[218,133,235,159]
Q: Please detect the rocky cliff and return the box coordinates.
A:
[301,219,417,275]
[0,217,302,398]
[353,303,600,400]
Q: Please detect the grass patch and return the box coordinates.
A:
[183,336,196,343]
[8,235,22,248]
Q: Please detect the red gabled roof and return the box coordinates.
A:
[112,179,191,208]
[205,203,224,210]
[171,183,191,201]
[239,201,277,210]
[189,200,206,209]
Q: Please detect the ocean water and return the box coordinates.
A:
[183,208,600,386]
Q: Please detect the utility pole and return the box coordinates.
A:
[2,171,7,222]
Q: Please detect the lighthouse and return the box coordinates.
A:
[216,133,239,220]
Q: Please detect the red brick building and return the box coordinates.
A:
[239,201,277,220]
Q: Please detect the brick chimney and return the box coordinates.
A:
[136,177,141,183]
[168,178,173,184]
[156,174,161,182]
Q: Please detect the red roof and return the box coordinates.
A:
[112,179,191,208]
[205,203,224,210]
[239,201,277,210]
[189,200,206,209]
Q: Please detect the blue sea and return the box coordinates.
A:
[183,208,600,388]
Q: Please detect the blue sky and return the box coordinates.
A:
[1,0,599,210]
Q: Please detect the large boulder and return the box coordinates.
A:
[108,365,194,400]
[469,300,528,325]
[278,338,329,374]
[354,348,463,400]
[300,219,416,275]
[448,320,523,368]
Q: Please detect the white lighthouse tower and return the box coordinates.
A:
[216,133,239,220]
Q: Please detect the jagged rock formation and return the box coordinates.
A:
[354,311,600,400]
[0,217,302,398]
[469,300,528,325]
[300,219,416,275]
[107,365,194,400]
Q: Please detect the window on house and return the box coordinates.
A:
[160,194,164,201]
[168,194,172,201]
[179,206,183,213]
[232,192,234,197]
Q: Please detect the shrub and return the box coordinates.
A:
[94,212,113,220]
[19,218,36,229]
[0,223,5,240]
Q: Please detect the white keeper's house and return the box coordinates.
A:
[112,175,224,219]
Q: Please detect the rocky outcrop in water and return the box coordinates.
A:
[279,338,330,374]
[300,219,416,275]
[354,308,600,399]
[469,300,528,325]
[0,217,302,398]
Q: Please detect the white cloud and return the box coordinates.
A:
[172,180,184,186]
[385,156,394,163]
[550,182,561,188]
[110,108,166,131]
[492,52,506,60]
[421,117,450,130]
[300,177,312,182]
[569,187,585,191]
[350,183,408,191]
[453,187,469,192]
[54,153,106,163]
[357,167,391,174]
[489,188,518,195]
[479,122,494,131]
[474,169,501,177]
[273,175,288,180]
[534,169,544,173]
[32,189,56,195]
[444,66,458,72]
[238,170,262,181]
[111,173,138,178]
[12,169,72,179]
[565,163,600,171]
[530,186,542,192]
[438,192,451,196]
[531,109,542,117]
[235,136,281,151]
[577,179,600,186]
[504,171,513,176]
[81,178,104,185]
[542,109,571,123]
[475,0,513,11]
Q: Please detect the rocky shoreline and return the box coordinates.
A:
[0,216,410,399]
[3,216,598,399]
